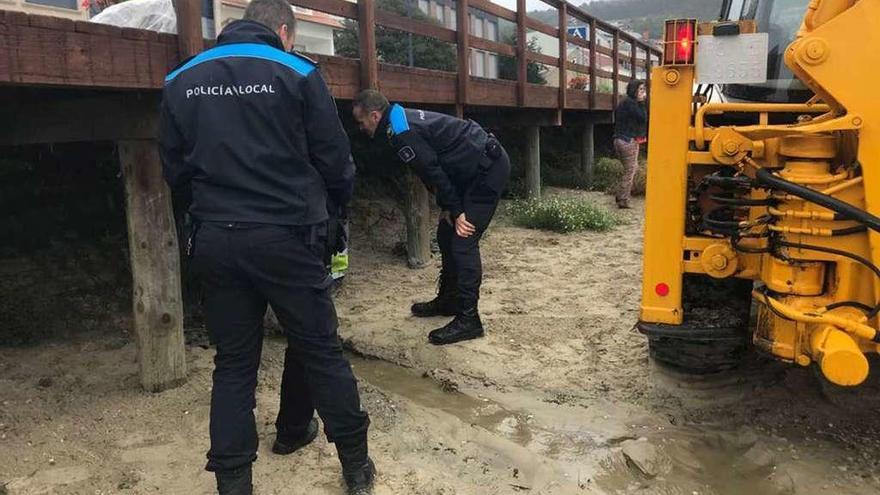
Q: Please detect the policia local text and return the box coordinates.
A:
[186,84,276,99]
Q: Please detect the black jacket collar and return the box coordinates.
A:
[217,20,285,50]
[376,106,393,141]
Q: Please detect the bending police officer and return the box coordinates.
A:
[352,90,511,345]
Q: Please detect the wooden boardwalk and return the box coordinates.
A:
[0,0,659,115]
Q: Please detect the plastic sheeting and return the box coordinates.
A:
[90,0,178,34]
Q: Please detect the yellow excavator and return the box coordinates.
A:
[637,0,880,387]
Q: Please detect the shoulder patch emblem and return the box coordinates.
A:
[398,146,416,163]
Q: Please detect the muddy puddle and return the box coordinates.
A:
[348,354,828,495]
[350,355,535,447]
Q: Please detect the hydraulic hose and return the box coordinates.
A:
[831,225,868,236]
[755,168,880,233]
[703,174,754,190]
[709,194,778,207]
[824,301,875,313]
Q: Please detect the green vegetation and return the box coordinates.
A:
[508,197,621,233]
[591,156,647,196]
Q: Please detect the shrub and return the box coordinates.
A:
[504,177,530,200]
[591,156,647,196]
[507,197,622,233]
[543,166,592,190]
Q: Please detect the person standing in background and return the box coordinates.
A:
[612,79,648,209]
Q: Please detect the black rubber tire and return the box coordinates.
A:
[641,275,753,374]
[646,333,747,373]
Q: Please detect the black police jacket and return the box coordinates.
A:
[379,105,490,218]
[159,20,355,226]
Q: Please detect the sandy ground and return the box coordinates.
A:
[3,189,880,495]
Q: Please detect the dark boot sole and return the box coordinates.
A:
[429,328,485,345]
[411,309,458,318]
[272,418,319,456]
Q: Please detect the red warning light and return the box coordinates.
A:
[663,19,696,65]
[655,283,670,297]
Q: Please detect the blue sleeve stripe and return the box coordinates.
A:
[389,104,410,134]
[165,43,315,83]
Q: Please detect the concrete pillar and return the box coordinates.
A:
[524,126,541,199]
[581,122,595,184]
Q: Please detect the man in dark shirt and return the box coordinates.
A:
[159,1,374,493]
[352,90,511,345]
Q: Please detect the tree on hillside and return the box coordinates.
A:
[497,32,548,85]
[334,0,457,71]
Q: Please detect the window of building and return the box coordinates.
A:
[470,15,483,38]
[419,0,429,15]
[448,7,456,29]
[471,50,485,77]
[434,6,444,24]
[485,21,497,42]
[26,0,78,9]
[486,53,498,79]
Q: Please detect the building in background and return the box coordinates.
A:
[7,0,216,37]
[407,0,499,79]
[217,0,342,55]
[2,0,87,20]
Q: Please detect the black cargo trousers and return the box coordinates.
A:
[438,145,512,311]
[191,221,370,472]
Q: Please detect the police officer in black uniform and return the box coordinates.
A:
[159,1,374,494]
[351,90,511,345]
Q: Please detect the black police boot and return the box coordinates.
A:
[337,434,376,495]
[411,270,457,317]
[428,306,484,345]
[215,464,253,495]
[272,417,319,456]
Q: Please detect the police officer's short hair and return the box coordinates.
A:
[353,90,390,114]
[244,0,297,34]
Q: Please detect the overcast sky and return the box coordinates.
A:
[492,0,625,12]
[493,0,575,13]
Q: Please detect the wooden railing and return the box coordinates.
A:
[0,0,660,113]
[293,0,661,112]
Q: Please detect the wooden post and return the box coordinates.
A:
[405,173,432,268]
[588,18,597,109]
[612,29,620,108]
[383,0,428,269]
[524,126,541,199]
[119,140,187,393]
[456,0,470,116]
[358,0,379,90]
[174,0,204,58]
[516,0,527,107]
[630,38,638,83]
[581,122,595,183]
[557,2,567,125]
